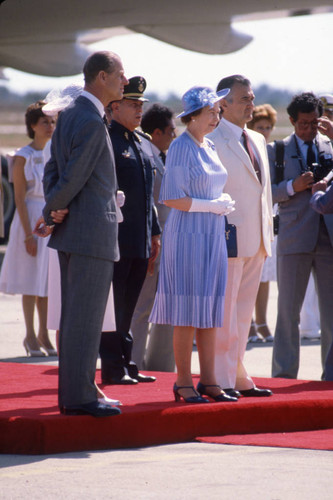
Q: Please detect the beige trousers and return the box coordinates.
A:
[215,243,266,390]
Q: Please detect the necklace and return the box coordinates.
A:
[185,129,206,148]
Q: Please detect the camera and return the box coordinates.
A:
[310,152,333,183]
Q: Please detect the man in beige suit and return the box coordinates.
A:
[208,75,273,398]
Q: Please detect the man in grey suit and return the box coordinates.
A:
[310,179,333,381]
[269,92,333,380]
[131,103,176,372]
[311,182,333,214]
[39,51,128,416]
[310,116,333,381]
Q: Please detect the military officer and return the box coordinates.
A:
[100,76,161,385]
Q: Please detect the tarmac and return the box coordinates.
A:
[0,250,331,499]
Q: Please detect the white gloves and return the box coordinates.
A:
[116,190,125,222]
[189,193,235,216]
[116,190,125,208]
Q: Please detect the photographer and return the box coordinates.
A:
[268,92,333,381]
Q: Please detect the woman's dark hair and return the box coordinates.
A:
[287,92,323,121]
[181,108,202,125]
[25,101,47,139]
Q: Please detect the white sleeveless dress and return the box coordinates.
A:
[47,248,116,331]
[0,144,50,296]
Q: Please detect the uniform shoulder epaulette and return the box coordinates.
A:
[134,129,152,142]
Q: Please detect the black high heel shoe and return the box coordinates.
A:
[197,382,238,402]
[173,383,209,404]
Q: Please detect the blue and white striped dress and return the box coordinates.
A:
[149,131,228,328]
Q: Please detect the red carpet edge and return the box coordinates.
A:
[0,363,332,454]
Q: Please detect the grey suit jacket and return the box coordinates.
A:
[43,95,119,262]
[268,133,333,255]
[151,143,170,228]
[311,184,333,214]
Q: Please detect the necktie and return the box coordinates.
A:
[103,114,109,127]
[305,141,316,167]
[242,130,261,183]
[159,151,166,165]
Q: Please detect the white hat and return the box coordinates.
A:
[320,94,333,110]
[42,84,83,115]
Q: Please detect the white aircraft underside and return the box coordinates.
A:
[0,0,332,77]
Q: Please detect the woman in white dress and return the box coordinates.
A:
[0,101,57,356]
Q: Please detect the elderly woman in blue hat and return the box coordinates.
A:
[149,86,238,404]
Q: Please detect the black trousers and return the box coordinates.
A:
[100,257,149,380]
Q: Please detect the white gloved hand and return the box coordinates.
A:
[217,192,236,215]
[189,197,235,216]
[116,190,125,208]
[116,190,125,223]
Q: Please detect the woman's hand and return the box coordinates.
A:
[33,216,53,237]
[24,235,37,256]
[189,196,235,215]
[150,235,161,262]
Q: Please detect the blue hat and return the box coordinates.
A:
[177,86,229,118]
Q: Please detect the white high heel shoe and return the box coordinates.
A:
[37,338,58,356]
[23,338,46,357]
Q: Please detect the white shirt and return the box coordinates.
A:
[222,118,260,163]
[286,134,318,197]
[295,134,318,164]
[81,90,104,118]
[80,90,115,165]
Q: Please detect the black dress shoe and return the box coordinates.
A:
[61,401,121,417]
[239,387,273,397]
[133,373,156,383]
[223,388,242,399]
[102,374,138,385]
[197,382,238,402]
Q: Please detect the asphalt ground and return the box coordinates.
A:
[0,248,331,499]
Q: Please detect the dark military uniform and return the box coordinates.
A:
[100,119,161,382]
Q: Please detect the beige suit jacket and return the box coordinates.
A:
[208,119,273,257]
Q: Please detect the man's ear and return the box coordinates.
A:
[111,101,120,113]
[220,98,228,112]
[289,116,296,127]
[98,70,108,84]
[153,128,163,138]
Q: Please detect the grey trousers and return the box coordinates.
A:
[58,251,113,409]
[272,222,333,379]
[131,256,175,372]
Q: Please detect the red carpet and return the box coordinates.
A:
[197,429,333,450]
[0,362,332,454]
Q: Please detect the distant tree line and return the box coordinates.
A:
[0,83,329,113]
[145,85,303,114]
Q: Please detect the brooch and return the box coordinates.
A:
[122,150,131,158]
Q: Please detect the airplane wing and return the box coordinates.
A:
[0,0,332,77]
[130,23,252,55]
